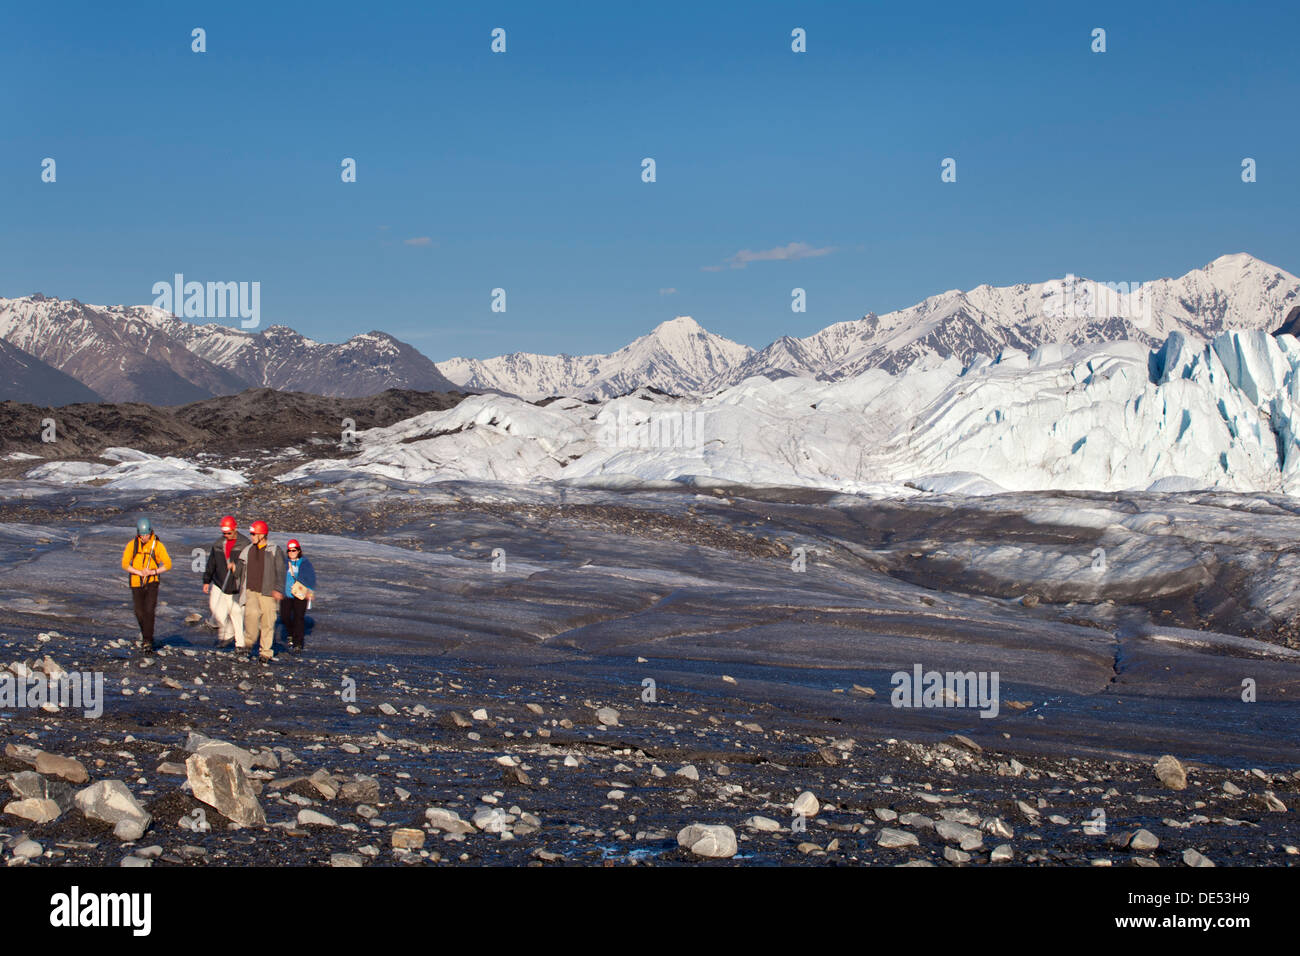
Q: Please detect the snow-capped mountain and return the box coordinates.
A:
[709,253,1299,387]
[0,295,248,404]
[162,321,461,397]
[438,254,1300,398]
[0,295,460,402]
[438,316,753,400]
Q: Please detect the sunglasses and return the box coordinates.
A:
[288,548,300,553]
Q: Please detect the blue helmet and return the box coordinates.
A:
[136,517,153,536]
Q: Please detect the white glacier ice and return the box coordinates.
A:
[285,331,1300,496]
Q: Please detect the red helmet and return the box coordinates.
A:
[286,539,301,551]
[219,516,237,531]
[250,520,269,535]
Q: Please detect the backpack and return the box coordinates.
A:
[128,536,159,585]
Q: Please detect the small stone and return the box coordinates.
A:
[424,808,474,834]
[378,703,398,716]
[675,764,699,781]
[74,780,152,832]
[13,839,42,859]
[1222,780,1243,795]
[792,791,819,818]
[595,707,619,726]
[1262,791,1287,812]
[114,818,148,842]
[947,734,981,754]
[943,846,971,864]
[1130,829,1159,851]
[1154,755,1187,790]
[186,753,266,827]
[745,815,781,832]
[471,708,488,721]
[3,798,61,824]
[676,824,737,858]
[391,828,425,850]
[990,844,1014,863]
[297,809,337,827]
[1182,848,1214,867]
[34,752,89,785]
[935,820,983,851]
[877,828,919,849]
[330,853,364,867]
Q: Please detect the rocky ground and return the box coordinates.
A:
[2,619,1297,867]
[0,388,469,480]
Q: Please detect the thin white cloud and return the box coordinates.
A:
[658,287,677,295]
[403,236,433,247]
[704,241,835,271]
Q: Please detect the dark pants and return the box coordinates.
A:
[132,581,159,648]
[280,597,308,647]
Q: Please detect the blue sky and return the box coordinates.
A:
[2,1,1296,360]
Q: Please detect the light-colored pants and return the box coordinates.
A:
[209,587,244,646]
[243,591,279,659]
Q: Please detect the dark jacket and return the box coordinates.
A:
[203,533,251,594]
[236,541,288,604]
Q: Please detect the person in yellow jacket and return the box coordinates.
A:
[121,517,172,654]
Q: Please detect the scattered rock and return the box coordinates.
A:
[33,752,88,785]
[391,828,426,850]
[297,809,337,827]
[792,791,819,818]
[677,824,737,859]
[186,753,267,827]
[6,792,59,824]
[1130,829,1159,852]
[877,828,919,849]
[935,820,984,851]
[1154,755,1188,790]
[595,706,619,726]
[114,818,148,842]
[74,780,152,832]
[1182,848,1214,868]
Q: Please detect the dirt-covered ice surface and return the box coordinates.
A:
[0,479,1298,865]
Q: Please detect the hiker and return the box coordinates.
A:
[120,517,172,655]
[236,519,286,664]
[202,515,250,650]
[280,539,317,652]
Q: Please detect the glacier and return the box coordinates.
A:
[284,330,1300,496]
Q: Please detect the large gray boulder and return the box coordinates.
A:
[4,798,62,824]
[677,824,737,859]
[185,753,266,827]
[75,780,152,831]
[8,771,75,811]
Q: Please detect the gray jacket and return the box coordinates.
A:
[236,542,287,604]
